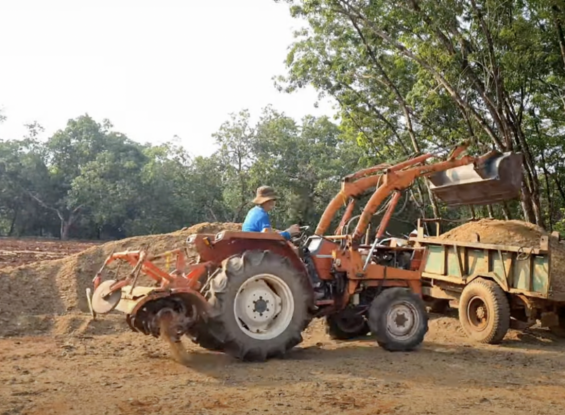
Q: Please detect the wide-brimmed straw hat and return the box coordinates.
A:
[253,186,278,205]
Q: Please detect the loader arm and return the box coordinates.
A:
[315,142,523,241]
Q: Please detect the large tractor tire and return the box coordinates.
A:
[458,278,510,344]
[187,321,225,352]
[368,287,429,351]
[325,311,370,340]
[200,250,314,362]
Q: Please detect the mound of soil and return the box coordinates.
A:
[0,239,99,270]
[437,219,565,295]
[0,222,241,336]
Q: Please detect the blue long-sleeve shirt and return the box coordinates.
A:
[242,206,291,240]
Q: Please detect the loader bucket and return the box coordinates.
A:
[427,152,523,206]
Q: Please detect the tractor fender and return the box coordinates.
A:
[188,231,308,276]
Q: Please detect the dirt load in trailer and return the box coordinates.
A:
[412,218,565,344]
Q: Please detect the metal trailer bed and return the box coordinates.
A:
[410,219,565,343]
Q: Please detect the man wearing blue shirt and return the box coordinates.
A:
[242,185,326,300]
[242,186,300,239]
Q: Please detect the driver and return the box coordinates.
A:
[242,186,300,239]
[243,186,327,301]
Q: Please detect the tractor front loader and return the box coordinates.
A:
[87,142,523,361]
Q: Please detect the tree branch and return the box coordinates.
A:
[335,0,505,151]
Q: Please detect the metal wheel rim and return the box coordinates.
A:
[386,300,420,341]
[234,274,294,340]
[467,296,488,332]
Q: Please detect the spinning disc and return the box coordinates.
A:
[91,279,122,314]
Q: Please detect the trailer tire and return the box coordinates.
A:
[204,250,314,362]
[326,311,370,340]
[368,287,429,351]
[458,278,510,344]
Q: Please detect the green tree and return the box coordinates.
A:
[276,0,565,229]
[213,110,257,222]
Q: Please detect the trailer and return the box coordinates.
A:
[410,219,565,344]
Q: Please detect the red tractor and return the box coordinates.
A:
[87,142,522,361]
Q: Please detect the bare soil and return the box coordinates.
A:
[0,238,98,270]
[2,315,565,415]
[2,224,565,414]
[0,223,241,337]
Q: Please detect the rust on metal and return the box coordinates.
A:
[375,191,401,239]
[314,142,523,240]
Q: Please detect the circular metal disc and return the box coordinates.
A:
[91,279,122,314]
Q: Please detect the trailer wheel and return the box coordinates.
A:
[368,288,429,351]
[204,250,314,362]
[325,311,369,340]
[458,278,510,344]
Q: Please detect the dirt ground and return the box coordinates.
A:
[2,314,565,415]
[2,235,565,415]
[0,237,98,270]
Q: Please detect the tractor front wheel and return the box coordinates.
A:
[203,250,314,361]
[368,288,428,351]
[326,310,369,340]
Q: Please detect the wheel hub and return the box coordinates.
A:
[387,302,418,339]
[234,274,294,340]
[253,297,269,315]
[476,306,486,320]
[236,279,282,330]
[467,296,488,331]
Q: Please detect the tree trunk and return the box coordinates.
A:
[501,202,511,220]
[541,149,554,231]
[554,174,565,203]
[8,208,19,236]
[519,180,536,223]
[487,205,494,219]
[511,124,544,226]
[60,220,71,240]
[552,4,565,73]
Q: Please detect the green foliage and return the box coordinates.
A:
[276,0,565,232]
[3,0,565,239]
[0,110,367,239]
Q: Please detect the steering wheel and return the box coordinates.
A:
[291,225,310,245]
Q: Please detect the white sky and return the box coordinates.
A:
[0,0,336,156]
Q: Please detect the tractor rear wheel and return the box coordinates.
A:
[368,288,428,351]
[203,250,314,361]
[187,321,225,352]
